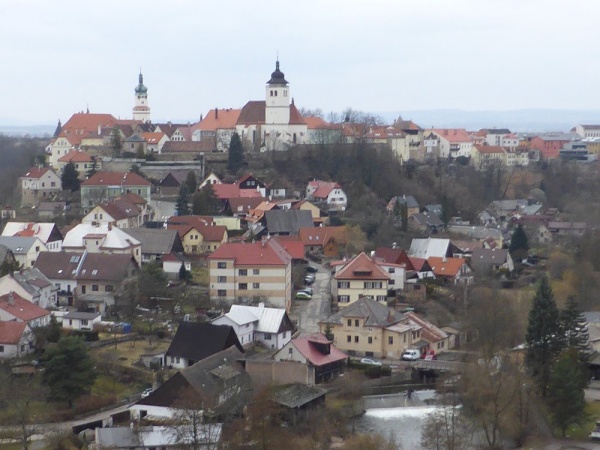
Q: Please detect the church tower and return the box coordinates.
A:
[265,60,290,125]
[133,71,151,123]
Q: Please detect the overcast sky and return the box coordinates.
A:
[2,0,599,125]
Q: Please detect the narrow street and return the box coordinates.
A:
[290,262,332,335]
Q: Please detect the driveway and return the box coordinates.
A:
[290,262,331,334]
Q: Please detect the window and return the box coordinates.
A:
[368,337,373,344]
[239,269,248,276]
[217,276,227,283]
[389,280,395,285]
[338,295,350,303]
[92,285,99,292]
[252,283,260,289]
[51,182,56,187]
[0,345,3,352]
[337,281,350,289]
[388,268,395,273]
[239,283,247,290]
[364,281,383,289]
[81,319,89,326]
[81,285,86,294]
[347,319,351,326]
[264,333,272,340]
[388,336,393,345]
[354,336,359,343]
[289,347,293,354]
[354,319,359,327]
[217,262,226,269]
[105,285,114,292]
[253,269,260,275]
[347,335,351,343]
[217,289,226,297]
[283,331,287,338]
[376,295,386,302]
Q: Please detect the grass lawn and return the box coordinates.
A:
[93,338,170,367]
[560,401,600,440]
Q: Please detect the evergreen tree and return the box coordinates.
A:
[509,224,529,259]
[547,349,587,436]
[42,336,96,407]
[0,257,21,276]
[440,194,451,227]
[185,171,197,194]
[110,125,123,157]
[227,132,245,173]
[176,184,191,216]
[85,156,98,179]
[525,276,565,396]
[561,296,591,386]
[400,202,408,232]
[192,185,219,215]
[61,162,80,192]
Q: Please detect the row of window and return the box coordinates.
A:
[81,284,113,293]
[337,281,384,289]
[345,335,408,345]
[215,263,261,276]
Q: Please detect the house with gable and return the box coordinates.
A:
[167,219,228,254]
[20,167,62,207]
[386,195,420,217]
[212,303,295,350]
[0,268,58,309]
[0,322,34,360]
[208,239,292,310]
[2,222,63,252]
[199,172,222,189]
[57,150,100,178]
[429,128,473,158]
[82,195,146,229]
[470,248,514,276]
[80,171,151,214]
[306,180,347,211]
[333,252,390,307]
[0,236,47,268]
[158,170,190,197]
[121,228,183,264]
[0,292,51,329]
[193,108,242,152]
[164,322,244,370]
[298,226,347,257]
[141,131,169,154]
[427,256,473,285]
[264,210,314,236]
[290,200,327,226]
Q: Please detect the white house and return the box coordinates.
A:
[429,129,473,158]
[306,180,347,211]
[0,322,34,359]
[0,268,58,309]
[0,292,51,329]
[212,303,295,350]
[0,236,47,268]
[20,167,62,207]
[2,222,63,252]
[61,311,102,331]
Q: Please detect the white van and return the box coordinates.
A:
[401,349,420,361]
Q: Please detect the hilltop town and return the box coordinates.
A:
[1,61,600,449]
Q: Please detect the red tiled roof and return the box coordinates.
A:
[141,132,165,144]
[372,247,412,268]
[309,181,342,199]
[97,197,140,220]
[272,236,305,259]
[431,128,471,143]
[298,226,346,247]
[213,183,241,200]
[228,197,266,214]
[0,292,50,322]
[408,257,428,272]
[196,108,241,131]
[22,167,50,179]
[208,240,291,266]
[120,192,146,205]
[303,116,339,130]
[237,101,266,125]
[58,150,94,163]
[289,103,307,125]
[82,171,150,187]
[335,252,390,280]
[427,257,467,277]
[198,225,227,242]
[291,333,348,366]
[167,215,214,228]
[0,321,27,345]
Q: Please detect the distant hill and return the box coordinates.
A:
[377,109,600,132]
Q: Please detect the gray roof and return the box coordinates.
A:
[321,297,404,328]
[470,249,510,272]
[536,132,581,141]
[423,204,443,217]
[264,210,313,235]
[10,268,53,296]
[0,236,41,254]
[394,195,420,209]
[447,225,503,241]
[63,311,101,320]
[122,228,182,255]
[272,384,327,409]
[411,212,444,228]
[0,245,12,263]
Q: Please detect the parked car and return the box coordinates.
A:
[401,349,421,361]
[141,388,153,398]
[360,358,382,366]
[421,350,437,360]
[305,266,318,273]
[295,291,312,300]
[298,287,313,296]
[304,275,315,285]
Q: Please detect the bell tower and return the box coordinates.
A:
[265,60,290,125]
[133,71,151,123]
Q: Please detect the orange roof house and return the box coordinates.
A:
[427,257,473,284]
[298,226,347,257]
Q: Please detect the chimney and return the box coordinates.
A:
[8,292,14,306]
[215,108,218,119]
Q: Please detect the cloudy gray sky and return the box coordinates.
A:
[1,0,599,125]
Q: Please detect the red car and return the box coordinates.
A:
[421,350,437,360]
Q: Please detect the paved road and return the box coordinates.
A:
[291,262,331,335]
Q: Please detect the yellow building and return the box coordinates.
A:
[333,252,390,308]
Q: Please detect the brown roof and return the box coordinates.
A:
[289,103,307,125]
[372,247,412,267]
[82,171,150,187]
[427,257,468,278]
[208,239,291,266]
[198,225,227,242]
[335,252,390,280]
[298,226,346,247]
[0,321,27,344]
[22,167,51,179]
[97,197,141,220]
[58,150,94,163]
[35,251,135,281]
[237,101,266,125]
[167,215,214,228]
[196,108,241,131]
[0,292,50,321]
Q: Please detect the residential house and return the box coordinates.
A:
[547,221,587,237]
[199,172,222,189]
[208,239,293,310]
[20,167,61,207]
[131,346,251,421]
[333,252,390,307]
[470,248,514,276]
[95,425,221,450]
[428,129,473,158]
[212,303,294,349]
[158,171,190,197]
[167,223,228,254]
[0,245,17,272]
[82,195,146,229]
[36,201,68,220]
[61,311,101,331]
[298,226,347,257]
[530,133,581,159]
[0,236,47,268]
[2,222,63,252]
[290,200,326,225]
[57,150,100,178]
[236,173,268,196]
[447,225,504,248]
[121,228,183,263]
[226,197,266,219]
[271,236,307,262]
[273,333,347,385]
[81,171,151,213]
[193,108,242,151]
[0,292,51,328]
[427,257,473,285]
[306,180,347,211]
[386,195,420,217]
[164,322,244,370]
[35,251,138,311]
[0,322,34,359]
[0,268,58,309]
[319,297,428,359]
[160,254,191,279]
[141,131,169,154]
[264,210,313,236]
[409,212,445,233]
[574,124,600,139]
[408,238,457,259]
[471,145,506,169]
[62,222,142,265]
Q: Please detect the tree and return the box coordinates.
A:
[525,276,565,396]
[0,257,20,276]
[110,125,123,157]
[42,336,96,407]
[227,132,245,173]
[192,185,220,215]
[509,224,529,260]
[61,161,80,192]
[176,184,191,216]
[185,171,198,194]
[344,224,367,256]
[139,261,168,304]
[421,405,473,450]
[547,349,587,436]
[560,295,592,386]
[85,156,98,179]
[179,263,192,282]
